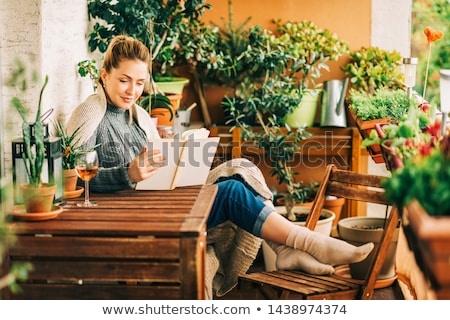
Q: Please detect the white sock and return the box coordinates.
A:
[267,241,335,275]
[286,225,374,265]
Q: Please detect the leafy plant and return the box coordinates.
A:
[272,19,349,91]
[348,88,419,121]
[86,0,211,73]
[77,59,99,91]
[7,59,49,187]
[53,120,85,170]
[341,46,405,94]
[138,93,174,120]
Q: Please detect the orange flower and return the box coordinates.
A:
[424,26,444,44]
[422,27,444,102]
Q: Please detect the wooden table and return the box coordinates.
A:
[2,185,217,300]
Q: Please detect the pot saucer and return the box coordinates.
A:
[334,264,397,289]
[9,205,63,221]
[64,186,84,199]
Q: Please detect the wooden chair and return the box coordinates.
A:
[239,164,400,300]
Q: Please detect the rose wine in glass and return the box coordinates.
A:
[75,150,99,207]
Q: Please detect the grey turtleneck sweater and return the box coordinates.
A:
[83,104,148,193]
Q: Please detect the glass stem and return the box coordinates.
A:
[84,180,90,205]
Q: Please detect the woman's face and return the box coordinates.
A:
[101,59,148,110]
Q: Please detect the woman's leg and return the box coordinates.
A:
[209,179,373,268]
[260,204,374,266]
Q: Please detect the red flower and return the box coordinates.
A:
[424,120,442,138]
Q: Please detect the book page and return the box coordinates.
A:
[135,128,219,190]
[135,138,186,190]
[175,136,219,187]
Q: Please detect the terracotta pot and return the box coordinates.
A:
[404,200,450,287]
[150,93,181,127]
[20,183,57,213]
[64,168,78,192]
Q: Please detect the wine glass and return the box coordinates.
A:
[75,150,99,207]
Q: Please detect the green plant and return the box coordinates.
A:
[77,59,99,91]
[53,120,85,170]
[272,19,349,91]
[348,87,419,121]
[7,59,49,188]
[86,0,211,74]
[341,46,405,94]
[138,92,174,120]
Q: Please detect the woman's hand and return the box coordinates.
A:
[128,146,164,183]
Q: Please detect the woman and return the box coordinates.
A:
[67,35,373,279]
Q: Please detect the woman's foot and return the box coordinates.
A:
[267,241,335,275]
[285,225,374,266]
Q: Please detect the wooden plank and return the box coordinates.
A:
[9,283,183,300]
[13,260,181,282]
[9,236,180,259]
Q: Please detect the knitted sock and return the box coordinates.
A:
[286,225,374,266]
[267,241,335,275]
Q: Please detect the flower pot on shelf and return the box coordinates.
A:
[155,77,189,95]
[20,183,57,213]
[347,109,390,164]
[262,206,335,271]
[338,216,400,280]
[284,91,321,128]
[404,200,450,288]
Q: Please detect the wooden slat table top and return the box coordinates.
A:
[7,185,217,238]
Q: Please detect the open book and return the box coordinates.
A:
[135,128,220,190]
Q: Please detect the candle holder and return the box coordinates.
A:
[403,57,418,99]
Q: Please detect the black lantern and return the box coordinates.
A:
[12,123,64,205]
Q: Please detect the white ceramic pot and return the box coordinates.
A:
[262,206,335,271]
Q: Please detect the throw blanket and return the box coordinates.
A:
[205,158,273,299]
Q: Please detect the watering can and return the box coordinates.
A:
[320,78,349,127]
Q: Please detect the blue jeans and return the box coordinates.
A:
[207,178,274,237]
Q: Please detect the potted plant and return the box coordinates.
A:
[52,119,86,196]
[341,46,405,95]
[7,61,55,213]
[348,87,420,163]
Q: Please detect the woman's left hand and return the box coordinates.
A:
[128,146,164,182]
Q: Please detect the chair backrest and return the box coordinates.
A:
[306,164,400,299]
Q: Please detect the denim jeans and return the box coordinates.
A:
[207,178,274,237]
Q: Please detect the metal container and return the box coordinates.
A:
[320,78,349,127]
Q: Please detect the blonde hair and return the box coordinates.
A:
[103,35,150,73]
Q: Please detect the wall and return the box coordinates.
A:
[0,0,91,174]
